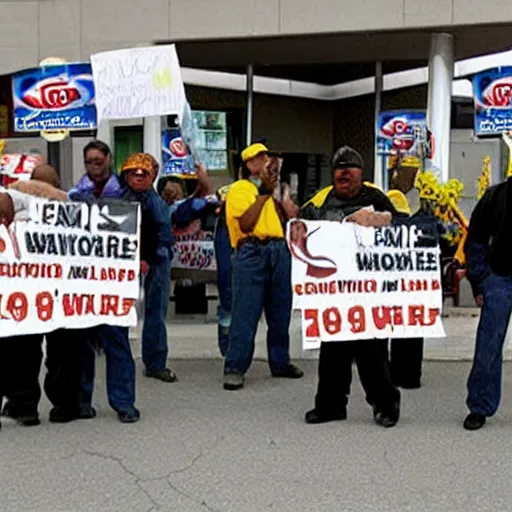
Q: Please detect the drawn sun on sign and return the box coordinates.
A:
[152,68,172,89]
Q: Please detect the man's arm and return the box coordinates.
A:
[239,194,272,233]
[464,188,493,299]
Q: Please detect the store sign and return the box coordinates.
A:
[377,111,432,158]
[12,63,97,132]
[287,219,445,350]
[162,127,196,178]
[0,199,140,337]
[473,67,512,135]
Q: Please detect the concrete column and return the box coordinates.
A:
[373,61,383,189]
[426,33,454,183]
[95,120,111,146]
[246,64,254,146]
[143,116,163,164]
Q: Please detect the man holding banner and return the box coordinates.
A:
[300,146,401,428]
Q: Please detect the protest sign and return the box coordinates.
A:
[473,67,512,136]
[12,63,96,132]
[287,219,445,349]
[171,200,218,272]
[91,45,186,121]
[0,198,140,337]
[0,152,45,186]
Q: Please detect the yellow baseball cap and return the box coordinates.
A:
[387,189,411,215]
[400,156,421,168]
[241,143,269,162]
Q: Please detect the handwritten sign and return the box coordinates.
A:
[287,219,445,349]
[172,218,216,272]
[91,45,186,121]
[0,198,140,337]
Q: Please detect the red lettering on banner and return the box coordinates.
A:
[63,293,94,316]
[408,305,440,326]
[6,292,28,322]
[35,291,54,321]
[431,280,441,291]
[401,279,430,292]
[101,295,119,316]
[372,306,404,330]
[347,305,366,333]
[295,284,303,296]
[121,298,135,316]
[304,309,320,337]
[127,270,136,281]
[322,307,342,335]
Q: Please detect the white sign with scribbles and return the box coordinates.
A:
[91,45,186,121]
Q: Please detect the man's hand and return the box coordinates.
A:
[195,163,213,196]
[476,294,483,307]
[280,184,299,219]
[140,261,149,276]
[259,162,278,195]
[345,209,392,227]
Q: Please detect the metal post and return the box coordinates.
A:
[246,64,254,147]
[426,33,454,183]
[373,61,383,189]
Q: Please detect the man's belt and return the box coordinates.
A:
[237,236,284,250]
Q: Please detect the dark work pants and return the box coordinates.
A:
[44,329,86,413]
[314,339,400,416]
[1,334,43,417]
[1,334,42,417]
[3,329,85,416]
[390,338,424,387]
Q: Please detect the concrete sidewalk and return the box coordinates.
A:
[130,303,512,362]
[2,358,512,512]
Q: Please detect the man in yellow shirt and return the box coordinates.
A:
[223,143,303,390]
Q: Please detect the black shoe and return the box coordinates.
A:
[271,364,304,379]
[305,408,347,424]
[463,413,486,431]
[223,373,245,390]
[118,408,140,424]
[373,400,400,428]
[78,406,96,420]
[145,368,178,383]
[2,404,40,427]
[49,407,78,423]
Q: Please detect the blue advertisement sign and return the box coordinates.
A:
[473,67,512,136]
[12,63,97,132]
[377,110,428,156]
[162,127,196,177]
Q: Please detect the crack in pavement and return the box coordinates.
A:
[81,437,224,511]
[82,449,159,510]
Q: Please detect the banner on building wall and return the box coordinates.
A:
[287,219,445,350]
[91,45,186,121]
[0,198,140,337]
[473,67,512,136]
[377,111,432,158]
[162,127,196,178]
[12,63,97,133]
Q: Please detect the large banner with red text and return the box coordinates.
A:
[287,219,445,350]
[0,198,140,337]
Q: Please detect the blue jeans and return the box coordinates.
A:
[214,217,233,357]
[467,273,512,416]
[79,326,136,414]
[142,256,171,372]
[224,239,292,375]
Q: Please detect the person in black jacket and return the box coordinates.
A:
[301,146,401,428]
[463,178,512,431]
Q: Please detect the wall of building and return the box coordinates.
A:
[1,0,510,74]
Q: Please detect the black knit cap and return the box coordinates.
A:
[332,146,364,170]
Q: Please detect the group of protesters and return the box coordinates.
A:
[0,137,506,433]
